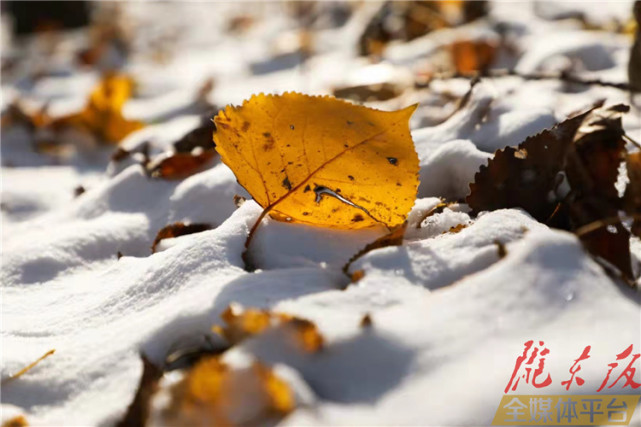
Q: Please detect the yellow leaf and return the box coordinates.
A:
[255,362,295,414]
[88,73,136,112]
[213,304,324,354]
[52,73,144,144]
[161,357,295,426]
[214,93,419,229]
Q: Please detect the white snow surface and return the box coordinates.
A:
[1,1,640,426]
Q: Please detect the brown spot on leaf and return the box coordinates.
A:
[282,177,292,190]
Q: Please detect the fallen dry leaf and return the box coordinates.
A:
[467,102,638,281]
[151,223,212,253]
[147,150,217,180]
[467,105,594,224]
[173,117,217,153]
[214,93,419,230]
[158,358,295,427]
[213,304,324,353]
[52,72,144,144]
[146,118,217,180]
[6,73,145,153]
[450,39,497,74]
[566,105,632,278]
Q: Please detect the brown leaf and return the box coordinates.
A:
[467,102,636,280]
[576,221,632,278]
[151,223,212,253]
[143,117,218,180]
[450,39,496,74]
[624,152,641,237]
[173,117,216,154]
[567,104,628,202]
[564,105,632,278]
[467,105,594,224]
[147,150,217,180]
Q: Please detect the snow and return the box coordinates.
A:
[1,1,640,426]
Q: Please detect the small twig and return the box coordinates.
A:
[544,202,563,225]
[419,69,640,92]
[623,133,641,150]
[242,207,274,272]
[1,349,55,385]
[574,214,641,238]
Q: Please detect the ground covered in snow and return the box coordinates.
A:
[1,1,640,426]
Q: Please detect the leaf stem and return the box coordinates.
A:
[623,133,641,150]
[1,349,55,385]
[418,69,640,92]
[242,206,273,272]
[574,214,641,237]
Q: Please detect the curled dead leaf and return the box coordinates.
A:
[146,118,217,180]
[467,102,637,281]
[146,150,217,180]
